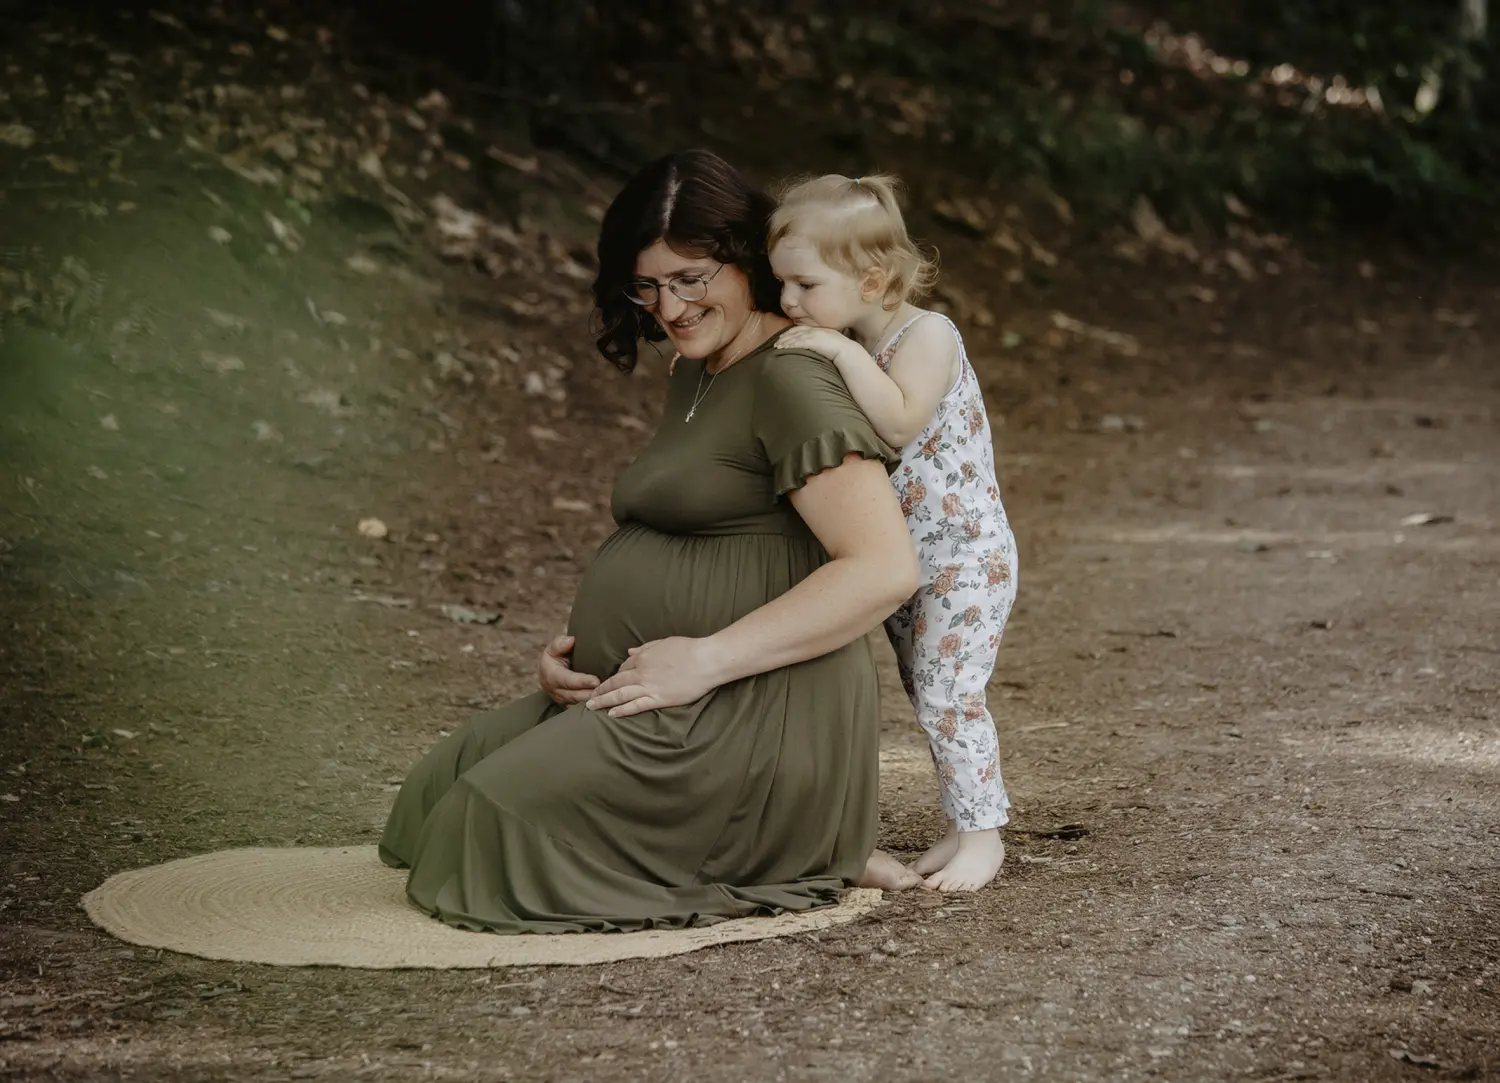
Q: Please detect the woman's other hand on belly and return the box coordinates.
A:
[538,634,601,706]
[585,636,724,718]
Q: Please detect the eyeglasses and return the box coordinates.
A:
[622,263,724,307]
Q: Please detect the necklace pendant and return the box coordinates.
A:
[685,405,696,422]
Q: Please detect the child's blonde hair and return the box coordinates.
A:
[769,173,938,309]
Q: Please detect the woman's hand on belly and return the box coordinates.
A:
[585,636,723,718]
[538,634,601,706]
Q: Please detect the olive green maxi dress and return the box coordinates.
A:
[379,339,896,933]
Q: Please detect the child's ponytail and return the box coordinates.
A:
[771,172,938,307]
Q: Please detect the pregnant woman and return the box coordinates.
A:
[378,149,918,932]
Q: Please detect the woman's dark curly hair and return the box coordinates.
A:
[592,149,785,372]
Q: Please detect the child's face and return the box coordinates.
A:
[769,235,870,332]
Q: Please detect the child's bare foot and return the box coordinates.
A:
[911,821,959,876]
[922,828,1005,893]
[859,849,922,891]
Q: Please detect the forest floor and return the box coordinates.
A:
[1,3,1498,1081]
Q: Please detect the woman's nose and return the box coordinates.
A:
[656,289,688,322]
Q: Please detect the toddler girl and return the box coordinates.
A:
[770,173,1018,892]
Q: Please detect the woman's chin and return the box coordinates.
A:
[667,332,711,359]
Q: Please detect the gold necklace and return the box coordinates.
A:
[867,306,908,360]
[685,313,765,422]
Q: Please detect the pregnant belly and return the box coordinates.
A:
[564,523,818,682]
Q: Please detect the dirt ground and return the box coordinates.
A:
[2,5,1499,1082]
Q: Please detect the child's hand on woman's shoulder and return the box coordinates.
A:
[780,325,863,366]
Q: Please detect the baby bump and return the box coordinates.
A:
[564,524,826,680]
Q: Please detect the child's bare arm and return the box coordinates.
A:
[875,318,960,446]
[782,320,957,447]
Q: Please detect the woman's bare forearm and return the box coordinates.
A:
[701,552,915,686]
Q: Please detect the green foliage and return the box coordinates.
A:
[814,2,1498,239]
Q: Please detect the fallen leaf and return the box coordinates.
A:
[987,228,1023,256]
[1131,197,1199,261]
[299,388,350,416]
[357,517,389,539]
[438,604,501,625]
[350,591,410,607]
[208,226,232,245]
[345,253,380,275]
[485,146,538,173]
[204,308,248,330]
[356,149,385,181]
[222,157,281,186]
[99,414,120,431]
[416,89,450,114]
[932,197,991,237]
[1095,414,1146,434]
[1399,512,1454,527]
[264,212,302,252]
[251,420,282,442]
[0,123,36,148]
[1224,249,1257,280]
[111,728,138,740]
[86,465,108,480]
[1050,312,1140,356]
[200,351,245,374]
[430,194,485,241]
[552,497,593,513]
[45,155,81,174]
[263,131,298,162]
[1025,241,1058,269]
[1388,1049,1442,1068]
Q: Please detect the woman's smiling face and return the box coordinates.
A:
[635,240,755,361]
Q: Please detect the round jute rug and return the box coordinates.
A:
[81,846,883,968]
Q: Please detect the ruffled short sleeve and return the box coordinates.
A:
[754,348,897,496]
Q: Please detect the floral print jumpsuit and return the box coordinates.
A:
[877,313,1018,831]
